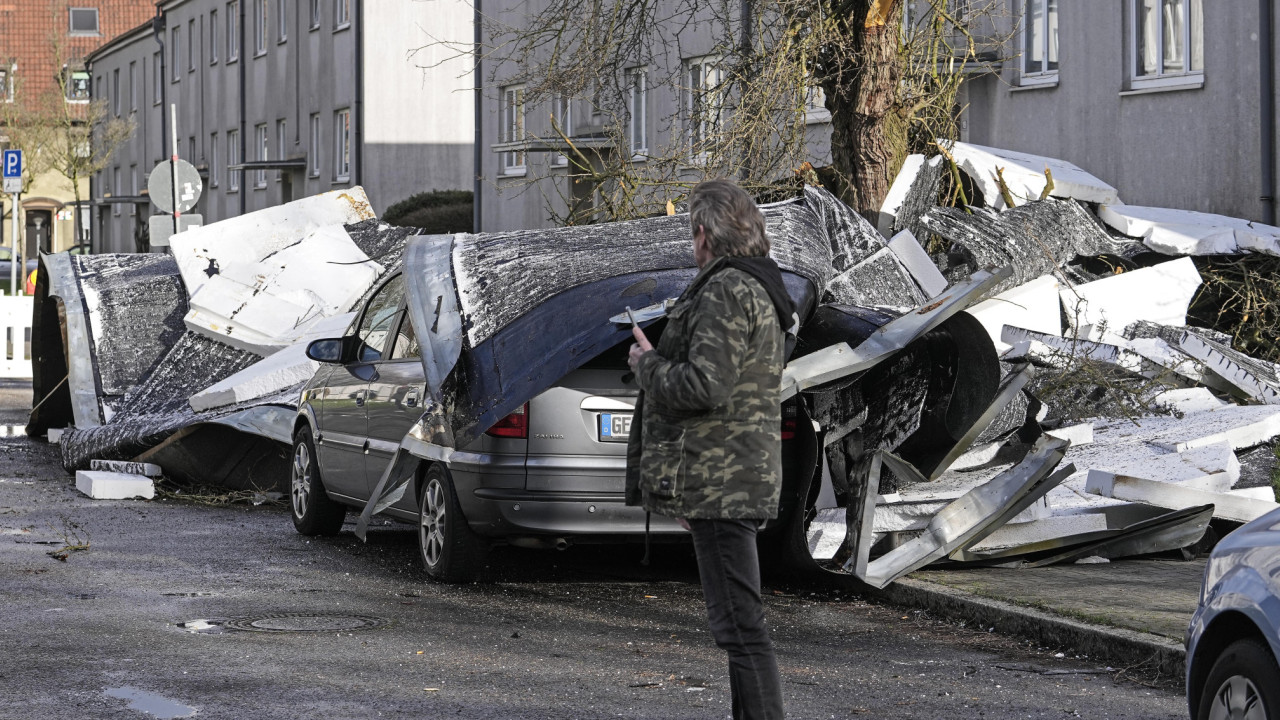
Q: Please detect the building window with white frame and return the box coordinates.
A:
[627,68,647,159]
[1131,0,1203,88]
[66,68,90,103]
[334,108,351,181]
[804,85,831,124]
[255,124,268,187]
[0,67,9,102]
[108,69,117,111]
[128,62,136,110]
[228,1,240,61]
[210,133,220,187]
[129,165,138,215]
[228,130,240,191]
[112,167,121,215]
[172,27,181,81]
[188,19,197,70]
[210,9,219,63]
[684,57,724,161]
[254,0,268,55]
[276,119,287,180]
[309,113,321,176]
[500,85,525,175]
[309,0,320,28]
[1021,0,1059,83]
[550,94,572,168]
[335,0,350,29]
[277,0,287,41]
[153,52,162,102]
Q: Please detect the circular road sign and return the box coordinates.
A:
[148,159,203,214]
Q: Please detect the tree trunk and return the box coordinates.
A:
[824,5,909,222]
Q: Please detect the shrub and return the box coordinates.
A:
[382,190,473,234]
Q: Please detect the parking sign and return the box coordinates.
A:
[2,150,20,194]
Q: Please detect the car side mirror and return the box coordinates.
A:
[306,337,360,364]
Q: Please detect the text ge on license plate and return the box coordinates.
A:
[598,413,633,442]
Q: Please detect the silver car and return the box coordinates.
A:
[289,272,683,581]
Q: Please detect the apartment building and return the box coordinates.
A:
[87,0,474,253]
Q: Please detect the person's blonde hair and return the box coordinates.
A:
[688,179,770,258]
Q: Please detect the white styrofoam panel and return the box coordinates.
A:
[1098,204,1280,257]
[75,470,156,500]
[944,141,1120,210]
[878,154,926,237]
[967,275,1062,352]
[887,229,948,299]
[1059,257,1201,342]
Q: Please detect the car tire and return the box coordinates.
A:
[418,464,486,583]
[290,427,346,536]
[1197,638,1280,720]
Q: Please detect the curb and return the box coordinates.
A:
[869,577,1187,679]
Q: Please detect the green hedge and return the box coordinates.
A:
[383,190,473,233]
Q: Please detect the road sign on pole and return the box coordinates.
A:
[2,150,21,195]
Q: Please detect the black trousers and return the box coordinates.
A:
[688,518,785,720]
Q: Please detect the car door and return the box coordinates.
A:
[363,297,427,505]
[315,275,405,501]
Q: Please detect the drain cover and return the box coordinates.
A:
[225,613,388,633]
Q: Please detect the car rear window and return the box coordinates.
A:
[579,336,634,370]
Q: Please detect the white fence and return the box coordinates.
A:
[0,295,33,379]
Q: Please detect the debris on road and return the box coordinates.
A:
[75,469,155,500]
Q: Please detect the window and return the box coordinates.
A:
[254,0,267,55]
[309,113,321,176]
[684,57,724,160]
[390,311,420,360]
[210,10,219,63]
[255,123,268,187]
[277,0,287,41]
[129,165,138,215]
[171,27,181,81]
[309,0,320,28]
[112,167,121,215]
[335,0,350,28]
[627,68,647,158]
[500,85,525,174]
[1020,0,1058,83]
[67,69,91,103]
[1131,0,1203,88]
[228,129,240,191]
[228,1,240,61]
[210,133,220,187]
[276,119,287,176]
[357,276,406,362]
[108,69,117,111]
[188,19,197,70]
[152,52,161,103]
[68,8,99,35]
[334,108,351,180]
[128,62,136,110]
[188,136,196,163]
[804,85,830,124]
[550,94,572,167]
[0,67,9,102]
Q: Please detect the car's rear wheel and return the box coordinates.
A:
[1198,638,1280,720]
[291,427,346,536]
[418,464,486,582]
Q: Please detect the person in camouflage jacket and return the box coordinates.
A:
[625,179,793,720]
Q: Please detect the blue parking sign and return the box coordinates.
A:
[2,150,20,178]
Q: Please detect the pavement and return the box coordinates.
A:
[0,378,1201,686]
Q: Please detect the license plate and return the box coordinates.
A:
[598,413,633,442]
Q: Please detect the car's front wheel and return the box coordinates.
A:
[418,464,486,582]
[291,427,346,536]
[1198,638,1280,720]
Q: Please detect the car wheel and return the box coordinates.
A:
[291,427,346,536]
[418,464,486,583]
[1198,638,1280,720]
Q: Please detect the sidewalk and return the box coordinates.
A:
[868,558,1202,679]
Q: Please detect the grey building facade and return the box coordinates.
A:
[480,1,1277,233]
[87,0,474,253]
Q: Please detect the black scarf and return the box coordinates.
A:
[686,256,797,333]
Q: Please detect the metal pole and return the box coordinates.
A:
[9,193,18,296]
[170,103,181,238]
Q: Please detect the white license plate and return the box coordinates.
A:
[598,413,632,442]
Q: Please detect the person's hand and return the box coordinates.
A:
[628,326,653,372]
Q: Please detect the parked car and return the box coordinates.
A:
[1185,507,1280,719]
[0,246,37,276]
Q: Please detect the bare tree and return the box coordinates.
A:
[464,0,1010,224]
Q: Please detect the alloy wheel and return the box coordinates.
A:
[1208,675,1268,720]
[420,477,447,568]
[292,441,312,519]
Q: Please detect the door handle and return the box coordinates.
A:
[406,387,421,408]
[355,389,366,407]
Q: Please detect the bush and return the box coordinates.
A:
[383,190,473,234]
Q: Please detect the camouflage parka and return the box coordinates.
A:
[624,258,784,520]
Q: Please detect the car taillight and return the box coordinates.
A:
[486,404,528,439]
[781,418,797,441]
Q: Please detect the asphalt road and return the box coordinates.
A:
[0,382,1188,719]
